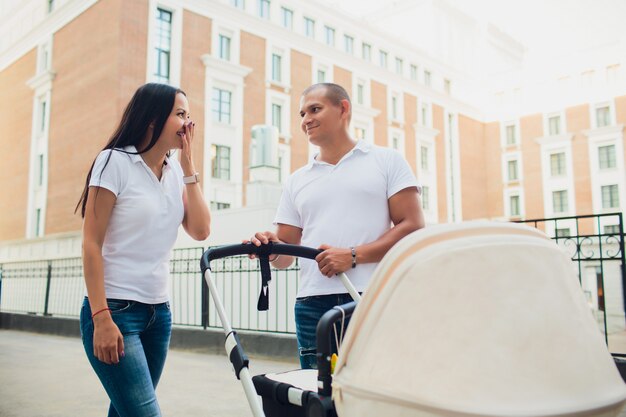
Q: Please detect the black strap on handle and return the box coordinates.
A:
[201,242,322,312]
[256,242,273,311]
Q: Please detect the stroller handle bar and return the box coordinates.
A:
[201,242,320,273]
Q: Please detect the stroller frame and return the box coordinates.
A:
[200,242,361,417]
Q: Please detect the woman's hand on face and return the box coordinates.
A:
[180,120,195,173]
[92,315,125,365]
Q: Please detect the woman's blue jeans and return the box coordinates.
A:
[80,298,172,417]
[294,293,354,369]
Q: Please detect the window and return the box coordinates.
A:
[602,185,619,209]
[355,127,365,140]
[552,190,568,213]
[271,53,282,82]
[410,64,418,81]
[258,0,270,19]
[444,79,451,94]
[395,57,403,75]
[38,43,50,73]
[420,103,429,127]
[356,83,364,105]
[379,50,387,68]
[391,96,398,120]
[37,154,44,186]
[35,208,42,237]
[420,146,428,171]
[231,0,245,8]
[281,7,293,29]
[304,17,315,38]
[154,8,172,83]
[555,228,570,238]
[424,70,431,86]
[211,88,232,123]
[596,106,611,127]
[507,160,518,181]
[211,145,231,180]
[344,35,354,54]
[317,69,326,83]
[550,152,566,176]
[47,0,55,13]
[604,224,620,234]
[272,103,282,132]
[362,43,371,61]
[505,124,516,145]
[422,186,430,210]
[39,99,47,134]
[599,145,616,169]
[218,34,231,61]
[211,201,231,210]
[510,195,520,217]
[392,136,400,150]
[324,26,335,46]
[548,115,560,135]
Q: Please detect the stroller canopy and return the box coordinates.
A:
[333,222,626,417]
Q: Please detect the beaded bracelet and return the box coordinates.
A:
[91,307,111,319]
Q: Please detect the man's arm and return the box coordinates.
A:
[249,223,303,269]
[316,186,424,277]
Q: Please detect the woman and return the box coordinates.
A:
[76,83,211,416]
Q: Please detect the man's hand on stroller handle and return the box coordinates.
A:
[316,244,354,277]
[244,231,294,268]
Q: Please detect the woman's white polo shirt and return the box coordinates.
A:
[89,146,184,304]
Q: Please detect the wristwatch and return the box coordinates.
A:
[183,172,200,184]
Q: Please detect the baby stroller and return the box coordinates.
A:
[200,242,360,417]
[201,222,626,417]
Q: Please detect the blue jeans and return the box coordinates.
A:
[80,298,172,417]
[294,293,354,369]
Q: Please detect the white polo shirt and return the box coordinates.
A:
[89,146,184,303]
[274,140,417,298]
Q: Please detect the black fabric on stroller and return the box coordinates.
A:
[252,301,357,417]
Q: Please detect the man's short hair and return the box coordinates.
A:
[302,83,351,106]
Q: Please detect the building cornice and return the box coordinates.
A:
[583,124,624,141]
[201,54,253,78]
[414,124,440,141]
[353,103,381,119]
[534,133,575,146]
[26,70,56,91]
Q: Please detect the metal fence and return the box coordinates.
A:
[518,212,626,351]
[0,247,302,334]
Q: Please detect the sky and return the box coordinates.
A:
[335,0,626,73]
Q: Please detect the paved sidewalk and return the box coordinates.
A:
[0,330,297,417]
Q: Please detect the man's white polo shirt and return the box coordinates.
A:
[89,146,184,303]
[274,140,417,298]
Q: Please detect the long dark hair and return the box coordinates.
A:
[75,83,186,217]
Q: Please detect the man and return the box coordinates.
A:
[250,83,424,368]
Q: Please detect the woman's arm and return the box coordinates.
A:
[82,187,125,365]
[179,122,211,241]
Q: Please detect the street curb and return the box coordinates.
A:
[0,312,298,362]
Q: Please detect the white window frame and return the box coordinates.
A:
[501,120,520,147]
[146,1,182,86]
[361,42,371,61]
[37,37,53,74]
[303,16,315,39]
[277,143,291,184]
[266,89,291,140]
[312,57,334,84]
[502,152,522,184]
[343,33,354,55]
[388,127,405,157]
[280,6,293,30]
[543,110,566,137]
[587,128,626,218]
[591,100,615,129]
[504,188,524,219]
[419,100,432,128]
[212,24,240,65]
[324,25,335,47]
[265,42,291,88]
[389,90,404,123]
[353,76,371,107]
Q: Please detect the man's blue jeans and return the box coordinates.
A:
[294,293,354,369]
[80,298,172,417]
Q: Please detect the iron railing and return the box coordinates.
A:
[518,212,626,351]
[0,247,302,334]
